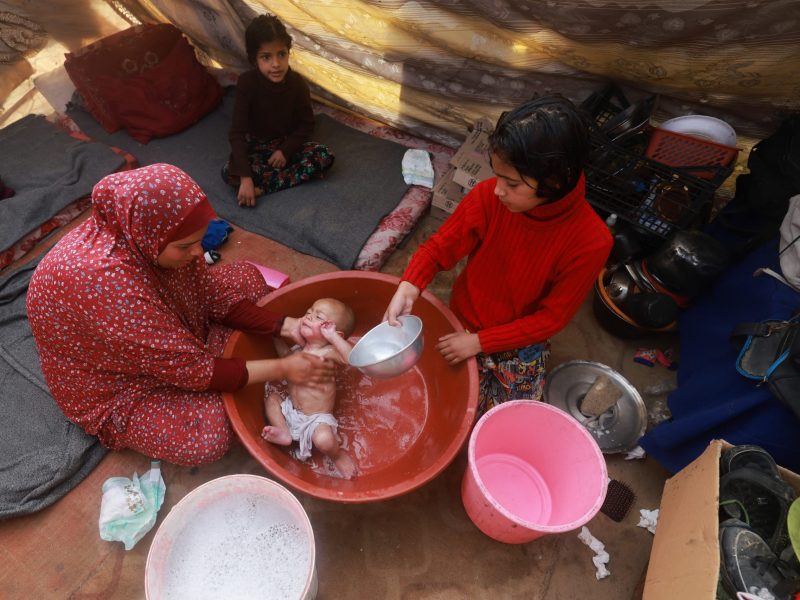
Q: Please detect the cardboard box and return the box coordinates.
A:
[643,439,800,599]
[429,205,452,220]
[431,166,465,215]
[452,156,493,190]
[449,117,494,191]
[449,118,493,168]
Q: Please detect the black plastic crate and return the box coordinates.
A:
[580,82,630,129]
[585,137,716,237]
[580,83,719,238]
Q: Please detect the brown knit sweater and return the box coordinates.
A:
[228,67,315,178]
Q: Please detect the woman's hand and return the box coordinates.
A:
[281,316,305,347]
[435,332,481,365]
[238,177,256,207]
[268,150,287,169]
[383,281,420,326]
[282,352,335,389]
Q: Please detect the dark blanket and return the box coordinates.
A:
[0,115,125,255]
[640,238,800,474]
[0,256,107,519]
[66,89,411,270]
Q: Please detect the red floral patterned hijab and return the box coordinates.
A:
[91,163,216,262]
[86,164,216,341]
[27,164,227,427]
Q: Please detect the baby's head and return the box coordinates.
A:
[302,297,355,340]
[489,95,589,202]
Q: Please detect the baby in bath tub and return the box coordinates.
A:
[262,297,357,479]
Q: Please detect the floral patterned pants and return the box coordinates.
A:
[477,341,550,416]
[222,136,334,195]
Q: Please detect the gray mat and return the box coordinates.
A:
[66,89,411,269]
[0,256,107,519]
[0,115,125,255]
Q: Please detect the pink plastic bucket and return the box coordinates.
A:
[462,400,608,544]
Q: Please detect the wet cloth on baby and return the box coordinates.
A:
[280,398,338,461]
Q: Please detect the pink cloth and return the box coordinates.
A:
[247,261,290,289]
[27,164,269,465]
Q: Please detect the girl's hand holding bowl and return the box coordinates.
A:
[383,281,420,326]
[348,315,424,378]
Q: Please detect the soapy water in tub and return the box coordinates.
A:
[161,493,311,600]
[265,355,429,477]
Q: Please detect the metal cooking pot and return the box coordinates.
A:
[624,292,679,329]
[605,266,634,305]
[644,230,729,298]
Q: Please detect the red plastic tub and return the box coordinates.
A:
[222,271,479,503]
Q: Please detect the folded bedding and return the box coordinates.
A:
[0,255,107,518]
[0,114,125,256]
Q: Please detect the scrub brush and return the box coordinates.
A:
[600,479,636,522]
[581,375,623,417]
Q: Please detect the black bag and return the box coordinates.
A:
[719,114,800,259]
[731,315,800,420]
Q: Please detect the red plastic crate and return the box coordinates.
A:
[645,127,740,180]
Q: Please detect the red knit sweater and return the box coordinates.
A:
[403,175,612,354]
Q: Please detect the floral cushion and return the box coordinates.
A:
[64,23,222,143]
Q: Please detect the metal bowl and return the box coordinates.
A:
[348,315,424,378]
[658,115,737,147]
[543,360,647,454]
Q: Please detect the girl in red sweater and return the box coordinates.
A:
[223,14,334,207]
[385,96,612,414]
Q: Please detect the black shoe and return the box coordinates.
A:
[719,446,797,554]
[721,445,780,476]
[719,519,800,600]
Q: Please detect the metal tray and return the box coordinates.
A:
[543,360,647,454]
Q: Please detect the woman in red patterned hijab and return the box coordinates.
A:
[27,163,333,466]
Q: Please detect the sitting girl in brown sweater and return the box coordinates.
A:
[222,14,334,207]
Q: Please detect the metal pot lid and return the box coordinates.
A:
[543,360,647,453]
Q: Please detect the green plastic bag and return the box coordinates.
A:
[98,461,166,550]
[789,497,800,562]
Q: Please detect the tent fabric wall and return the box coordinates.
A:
[0,1,129,127]
[109,0,800,145]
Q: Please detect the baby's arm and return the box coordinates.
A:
[320,321,354,365]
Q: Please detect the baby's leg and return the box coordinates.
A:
[261,392,292,445]
[312,424,356,479]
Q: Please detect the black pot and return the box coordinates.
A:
[643,230,729,298]
[624,292,679,329]
[593,269,678,339]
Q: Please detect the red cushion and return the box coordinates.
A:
[64,23,223,143]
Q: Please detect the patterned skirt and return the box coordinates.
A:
[222,135,334,195]
[477,341,550,416]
